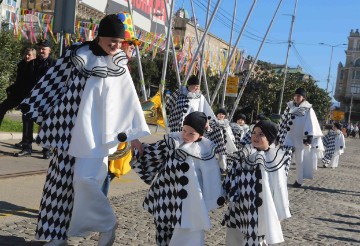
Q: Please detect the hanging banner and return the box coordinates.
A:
[106,0,171,34]
[226,76,239,97]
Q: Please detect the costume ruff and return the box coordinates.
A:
[230,123,249,149]
[166,86,215,133]
[23,42,150,240]
[131,133,222,237]
[222,145,291,245]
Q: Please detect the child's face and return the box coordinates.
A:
[217,113,226,120]
[237,118,245,126]
[182,125,201,143]
[251,126,270,150]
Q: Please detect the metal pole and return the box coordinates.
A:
[59,31,64,56]
[197,0,211,101]
[183,0,222,85]
[189,0,210,100]
[326,46,334,92]
[159,0,175,132]
[210,0,257,106]
[349,93,353,124]
[221,0,237,108]
[127,0,147,101]
[277,0,298,114]
[229,0,284,120]
[164,0,181,87]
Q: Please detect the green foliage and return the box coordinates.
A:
[0,30,24,102]
[0,30,61,103]
[0,118,23,132]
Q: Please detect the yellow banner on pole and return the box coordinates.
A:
[331,110,345,121]
[226,76,239,97]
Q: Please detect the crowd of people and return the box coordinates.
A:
[0,11,348,246]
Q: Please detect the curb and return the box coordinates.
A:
[0,133,37,141]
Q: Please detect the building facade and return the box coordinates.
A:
[334,29,360,122]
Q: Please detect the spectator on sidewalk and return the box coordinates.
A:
[0,48,36,126]
[15,40,55,158]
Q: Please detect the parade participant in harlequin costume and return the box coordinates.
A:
[205,108,237,172]
[102,12,143,196]
[166,75,215,133]
[223,120,291,246]
[277,88,322,187]
[322,122,346,168]
[131,112,224,246]
[240,113,267,146]
[230,111,249,149]
[20,14,150,246]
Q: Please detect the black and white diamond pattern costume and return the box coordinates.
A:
[131,132,223,245]
[222,144,292,246]
[230,122,250,150]
[21,41,150,240]
[276,100,322,184]
[205,119,237,170]
[322,129,345,167]
[166,86,215,133]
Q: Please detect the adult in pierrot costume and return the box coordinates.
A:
[20,13,150,246]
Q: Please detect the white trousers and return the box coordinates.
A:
[294,148,305,184]
[68,156,116,237]
[169,228,205,246]
[226,228,267,246]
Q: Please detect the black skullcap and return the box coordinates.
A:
[334,122,342,130]
[98,14,125,38]
[183,111,207,136]
[295,87,306,98]
[37,39,51,47]
[187,75,200,86]
[233,112,246,122]
[256,114,267,121]
[216,108,227,115]
[254,120,278,145]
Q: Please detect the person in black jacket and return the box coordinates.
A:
[0,48,37,126]
[15,40,55,158]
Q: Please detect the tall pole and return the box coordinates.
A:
[349,93,353,124]
[210,0,257,106]
[159,0,175,132]
[326,46,334,92]
[229,0,283,120]
[127,1,147,101]
[221,0,237,108]
[189,0,210,101]
[183,0,222,85]
[277,0,298,114]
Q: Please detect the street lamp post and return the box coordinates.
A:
[319,43,347,92]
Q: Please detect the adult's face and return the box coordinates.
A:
[98,37,124,56]
[38,46,51,59]
[293,94,305,105]
[188,84,200,93]
[121,41,136,59]
[25,51,36,62]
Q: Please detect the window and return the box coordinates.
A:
[355,58,360,67]
[352,71,360,79]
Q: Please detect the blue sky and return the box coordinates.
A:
[174,0,358,102]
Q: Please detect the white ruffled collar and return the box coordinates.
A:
[166,132,216,161]
[70,42,128,78]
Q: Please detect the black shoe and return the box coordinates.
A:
[14,141,24,149]
[14,150,32,157]
[42,151,51,159]
[293,181,303,188]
